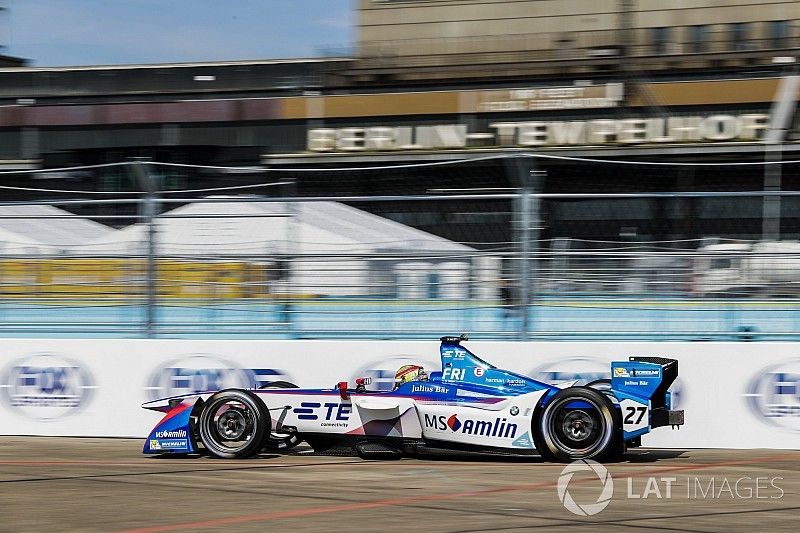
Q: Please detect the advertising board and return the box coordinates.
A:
[0,339,798,450]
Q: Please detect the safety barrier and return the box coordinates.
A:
[0,339,798,449]
[0,259,272,299]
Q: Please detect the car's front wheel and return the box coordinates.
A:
[199,389,270,459]
[536,386,620,462]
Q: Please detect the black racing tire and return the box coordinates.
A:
[199,389,270,459]
[259,381,304,452]
[584,380,625,460]
[537,386,621,462]
[586,378,611,390]
[531,400,557,462]
[258,380,298,390]
[585,378,618,402]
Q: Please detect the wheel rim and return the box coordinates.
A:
[204,399,259,454]
[218,409,248,439]
[546,397,610,457]
[561,410,596,442]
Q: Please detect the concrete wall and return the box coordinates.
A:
[2,338,799,450]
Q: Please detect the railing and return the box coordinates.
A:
[1,157,799,340]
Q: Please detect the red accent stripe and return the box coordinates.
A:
[155,402,191,426]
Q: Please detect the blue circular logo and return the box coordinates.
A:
[146,354,290,400]
[0,353,95,420]
[746,359,800,431]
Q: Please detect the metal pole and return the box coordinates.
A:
[528,169,543,339]
[508,154,538,341]
[762,143,782,241]
[762,72,799,241]
[284,178,298,339]
[519,186,531,341]
[144,194,157,337]
[131,159,158,338]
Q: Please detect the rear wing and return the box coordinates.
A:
[612,356,684,430]
[628,356,678,410]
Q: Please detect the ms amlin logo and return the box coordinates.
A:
[557,459,785,517]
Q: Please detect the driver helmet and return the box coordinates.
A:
[393,364,428,390]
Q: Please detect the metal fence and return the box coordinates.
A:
[1,157,799,340]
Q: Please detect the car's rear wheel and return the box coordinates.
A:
[259,381,303,451]
[199,389,270,459]
[537,387,620,462]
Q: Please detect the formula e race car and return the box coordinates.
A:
[142,335,684,462]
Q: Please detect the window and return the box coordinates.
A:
[710,258,733,270]
[690,25,707,53]
[731,23,748,51]
[770,20,789,48]
[652,27,671,54]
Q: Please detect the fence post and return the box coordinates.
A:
[762,143,782,241]
[508,154,540,341]
[283,179,298,339]
[131,159,158,338]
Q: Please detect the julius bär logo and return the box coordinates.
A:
[0,353,95,420]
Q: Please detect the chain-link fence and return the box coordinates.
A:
[0,156,799,340]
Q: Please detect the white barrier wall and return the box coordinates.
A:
[0,339,798,449]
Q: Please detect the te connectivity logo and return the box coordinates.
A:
[424,413,518,438]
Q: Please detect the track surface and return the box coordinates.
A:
[1,437,798,532]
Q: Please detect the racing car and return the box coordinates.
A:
[142,335,684,462]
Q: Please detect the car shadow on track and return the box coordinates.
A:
[150,453,282,460]
[149,446,687,463]
[624,448,689,463]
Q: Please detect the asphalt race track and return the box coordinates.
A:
[1,437,798,532]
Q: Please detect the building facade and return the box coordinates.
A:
[352,0,800,83]
[0,1,797,245]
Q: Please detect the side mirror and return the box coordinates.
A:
[337,381,349,400]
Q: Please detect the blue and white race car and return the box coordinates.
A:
[142,335,684,462]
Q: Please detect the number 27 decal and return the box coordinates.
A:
[624,405,647,425]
